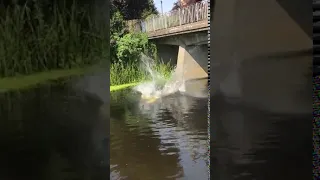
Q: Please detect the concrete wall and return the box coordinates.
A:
[176,45,208,80]
[210,0,312,178]
[152,31,207,46]
[210,0,312,114]
[156,44,179,66]
[186,44,208,74]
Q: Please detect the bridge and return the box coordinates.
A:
[137,1,209,87]
[128,0,311,98]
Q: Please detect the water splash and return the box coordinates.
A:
[133,54,184,99]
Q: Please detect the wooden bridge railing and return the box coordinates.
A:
[142,1,208,33]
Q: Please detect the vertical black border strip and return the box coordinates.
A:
[207,0,211,179]
[313,1,320,179]
[105,0,111,178]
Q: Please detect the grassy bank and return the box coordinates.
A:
[0,2,172,92]
[0,2,108,92]
[110,82,139,92]
[0,60,173,92]
[0,67,99,92]
[110,61,173,91]
[0,2,107,78]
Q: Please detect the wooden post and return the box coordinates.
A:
[165,14,167,28]
[152,16,155,31]
[179,8,182,26]
[196,3,199,21]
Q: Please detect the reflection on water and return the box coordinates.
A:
[211,94,312,180]
[110,90,209,180]
[0,74,109,180]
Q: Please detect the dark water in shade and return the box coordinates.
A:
[210,94,312,180]
[110,90,209,180]
[0,73,109,180]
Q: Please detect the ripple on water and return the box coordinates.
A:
[110,90,209,180]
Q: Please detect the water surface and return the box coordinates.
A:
[0,72,109,180]
[211,95,312,180]
[110,90,209,180]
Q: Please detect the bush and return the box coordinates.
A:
[116,33,157,64]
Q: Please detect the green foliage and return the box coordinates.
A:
[110,61,173,86]
[111,0,158,20]
[110,9,157,65]
[0,1,107,77]
[110,11,126,38]
[140,0,158,19]
[109,0,173,86]
[116,33,157,64]
[110,11,127,63]
[111,62,147,85]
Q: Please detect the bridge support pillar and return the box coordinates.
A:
[170,45,208,96]
[167,45,208,96]
[176,45,208,81]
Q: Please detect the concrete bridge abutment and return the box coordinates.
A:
[156,44,179,66]
[156,42,208,95]
[154,32,208,81]
[176,45,208,81]
[156,42,208,96]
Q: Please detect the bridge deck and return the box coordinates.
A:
[141,1,208,39]
[148,20,208,39]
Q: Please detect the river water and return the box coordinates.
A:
[210,94,312,180]
[110,89,209,180]
[0,71,209,180]
[0,69,312,180]
[0,73,109,180]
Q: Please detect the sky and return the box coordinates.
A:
[154,0,176,13]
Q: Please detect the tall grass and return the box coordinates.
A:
[0,1,108,78]
[110,61,173,86]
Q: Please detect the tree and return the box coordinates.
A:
[171,1,180,11]
[111,0,158,20]
[171,0,203,11]
[110,0,158,64]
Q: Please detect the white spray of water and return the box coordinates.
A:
[133,54,185,99]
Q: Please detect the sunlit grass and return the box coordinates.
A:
[110,60,173,87]
[110,83,139,92]
[0,67,97,92]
